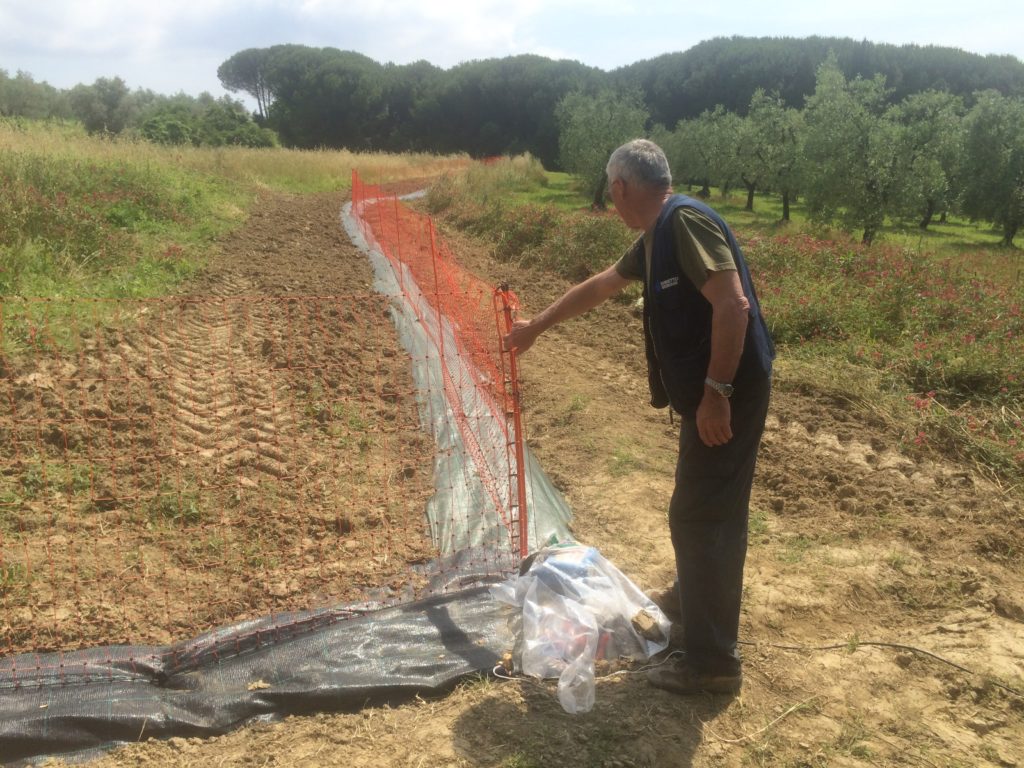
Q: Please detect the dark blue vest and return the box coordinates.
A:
[643,195,774,416]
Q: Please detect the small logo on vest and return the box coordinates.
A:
[658,276,679,291]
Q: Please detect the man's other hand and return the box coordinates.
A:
[696,393,733,447]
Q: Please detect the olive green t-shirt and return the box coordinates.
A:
[613,206,736,290]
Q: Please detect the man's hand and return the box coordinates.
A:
[501,266,630,357]
[503,319,541,355]
[696,393,733,447]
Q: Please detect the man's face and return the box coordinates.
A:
[608,178,641,230]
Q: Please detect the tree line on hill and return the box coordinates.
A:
[0,70,276,148]
[212,37,1024,169]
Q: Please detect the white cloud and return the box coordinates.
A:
[1,0,1021,96]
[279,0,541,64]
[8,1,288,56]
[277,0,619,65]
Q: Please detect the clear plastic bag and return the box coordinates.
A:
[491,544,671,713]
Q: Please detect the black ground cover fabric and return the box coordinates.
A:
[0,567,513,765]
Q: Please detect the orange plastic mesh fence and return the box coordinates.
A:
[350,171,527,556]
[0,183,526,658]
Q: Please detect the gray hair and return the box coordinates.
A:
[606,139,672,190]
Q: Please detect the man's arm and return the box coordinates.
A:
[503,265,631,354]
[696,269,750,447]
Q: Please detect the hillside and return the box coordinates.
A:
[617,35,1024,125]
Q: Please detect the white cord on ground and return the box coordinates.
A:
[490,650,685,683]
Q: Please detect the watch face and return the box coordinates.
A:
[705,377,734,397]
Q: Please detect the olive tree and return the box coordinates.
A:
[555,88,648,208]
[0,70,69,119]
[67,77,136,134]
[962,90,1024,246]
[743,90,803,220]
[802,55,902,244]
[665,106,741,199]
[889,90,965,229]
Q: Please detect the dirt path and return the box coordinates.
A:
[69,191,1024,768]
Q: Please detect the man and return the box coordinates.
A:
[504,139,774,695]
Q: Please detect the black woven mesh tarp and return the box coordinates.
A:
[0,556,514,765]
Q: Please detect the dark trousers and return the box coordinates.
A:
[669,376,771,674]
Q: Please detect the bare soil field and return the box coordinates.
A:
[50,190,1024,768]
[1,191,436,654]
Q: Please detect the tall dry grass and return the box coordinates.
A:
[1,118,474,300]
[0,119,471,193]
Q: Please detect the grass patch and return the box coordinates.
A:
[147,484,205,527]
[778,534,815,564]
[426,154,548,214]
[608,445,642,477]
[1,120,245,300]
[748,508,770,543]
[699,188,811,235]
[755,235,1023,482]
[2,119,470,196]
[502,755,541,768]
[0,562,31,597]
[678,186,1022,283]
[508,171,585,210]
[1,118,470,302]
[0,457,96,504]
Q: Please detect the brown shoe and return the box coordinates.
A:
[647,659,742,695]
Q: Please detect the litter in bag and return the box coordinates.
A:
[490,544,671,713]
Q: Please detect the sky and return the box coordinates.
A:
[2,0,1023,104]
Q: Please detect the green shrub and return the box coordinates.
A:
[494,204,561,261]
[0,138,222,297]
[540,212,634,280]
[428,158,634,281]
[750,233,1024,401]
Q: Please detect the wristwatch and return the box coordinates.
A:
[704,376,734,398]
